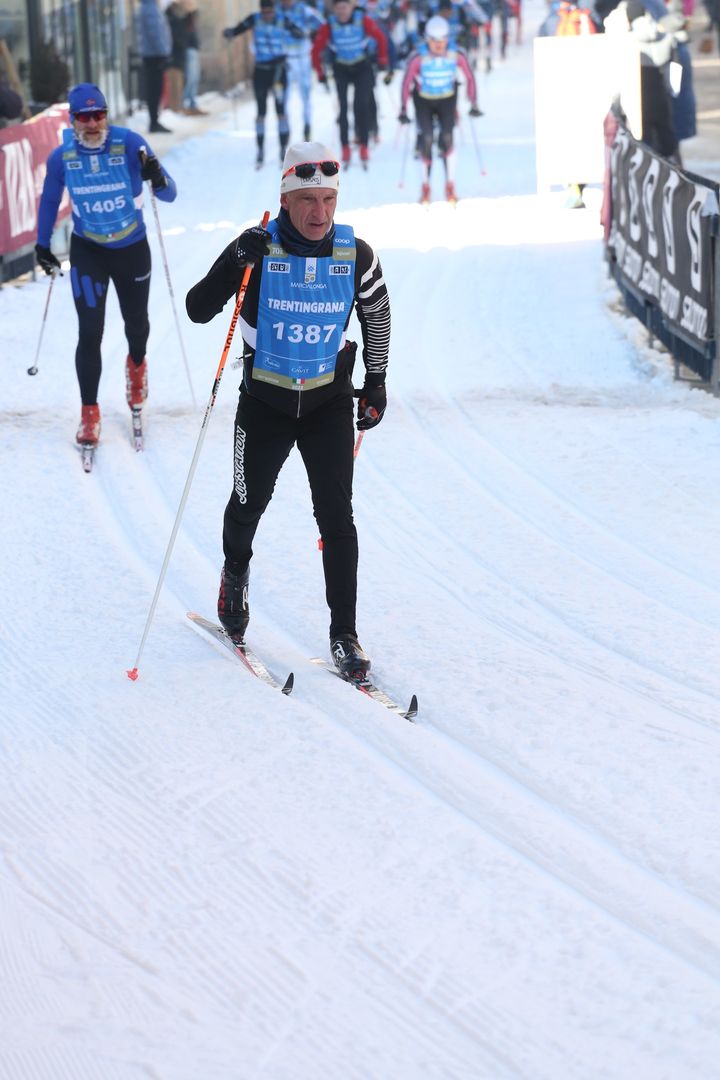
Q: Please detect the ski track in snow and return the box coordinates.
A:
[3,5,720,1076]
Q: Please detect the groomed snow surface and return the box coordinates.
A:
[3,3,720,1076]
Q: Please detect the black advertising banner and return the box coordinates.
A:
[607,124,719,353]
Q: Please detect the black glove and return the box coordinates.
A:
[398,111,411,125]
[231,226,271,269]
[139,153,168,190]
[469,104,483,118]
[223,26,235,39]
[383,69,394,85]
[34,244,61,275]
[356,382,387,430]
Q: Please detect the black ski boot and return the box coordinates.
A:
[330,634,371,677]
[218,564,249,641]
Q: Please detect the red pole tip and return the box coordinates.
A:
[317,538,324,550]
[127,668,139,681]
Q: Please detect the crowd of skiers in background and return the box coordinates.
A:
[219,0,514,200]
[131,0,706,208]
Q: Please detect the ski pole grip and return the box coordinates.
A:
[354,388,378,420]
[213,210,270,384]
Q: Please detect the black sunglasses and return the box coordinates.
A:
[74,110,107,123]
[283,160,340,180]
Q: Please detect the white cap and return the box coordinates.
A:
[280,141,341,194]
[425,14,450,39]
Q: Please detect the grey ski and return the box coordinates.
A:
[131,407,143,452]
[311,658,417,721]
[187,612,294,694]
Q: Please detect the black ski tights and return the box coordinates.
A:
[223,391,359,637]
[70,234,151,405]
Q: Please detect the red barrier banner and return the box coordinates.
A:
[0,104,71,256]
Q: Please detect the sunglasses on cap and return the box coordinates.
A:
[74,110,107,123]
[282,160,340,180]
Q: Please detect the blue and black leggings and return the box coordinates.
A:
[70,233,151,405]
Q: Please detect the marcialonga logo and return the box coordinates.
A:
[268,261,290,273]
[304,257,317,283]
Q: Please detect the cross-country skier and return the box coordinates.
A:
[34,82,177,451]
[279,0,326,141]
[223,0,295,166]
[399,14,481,203]
[185,141,391,677]
[311,0,390,167]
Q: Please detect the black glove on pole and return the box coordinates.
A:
[230,226,272,271]
[127,211,270,682]
[139,151,168,190]
[34,244,61,275]
[356,380,387,430]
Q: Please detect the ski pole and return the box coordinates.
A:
[141,150,198,410]
[467,114,487,177]
[27,269,59,376]
[317,402,373,551]
[398,122,410,189]
[226,39,238,129]
[127,210,270,681]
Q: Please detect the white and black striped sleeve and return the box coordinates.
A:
[354,238,390,384]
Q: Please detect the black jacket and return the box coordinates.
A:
[186,223,390,417]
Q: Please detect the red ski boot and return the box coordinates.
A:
[419,182,431,205]
[125,355,148,409]
[359,143,369,167]
[445,181,458,205]
[341,143,351,167]
[76,404,101,446]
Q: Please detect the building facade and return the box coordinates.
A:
[0,0,256,120]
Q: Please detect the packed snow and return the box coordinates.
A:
[2,3,720,1076]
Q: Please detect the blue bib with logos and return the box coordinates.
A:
[253,12,287,61]
[254,221,356,391]
[330,11,368,64]
[62,126,139,245]
[418,46,459,99]
[282,2,320,56]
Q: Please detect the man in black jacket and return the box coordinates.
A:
[185,141,391,676]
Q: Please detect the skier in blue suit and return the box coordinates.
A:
[35,82,177,449]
